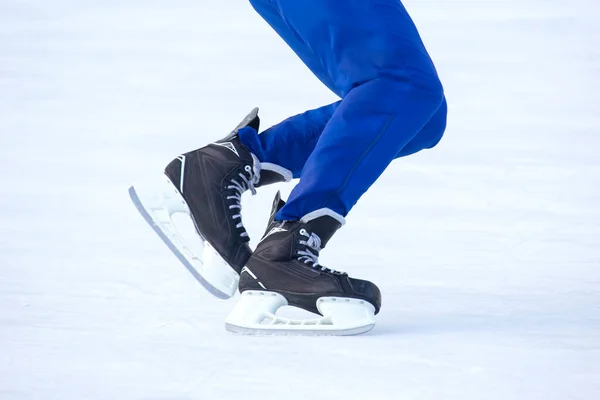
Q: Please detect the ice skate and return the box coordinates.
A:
[128,108,292,299]
[225,192,381,335]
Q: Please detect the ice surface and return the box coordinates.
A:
[1,0,599,399]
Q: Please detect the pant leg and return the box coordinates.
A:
[246,0,447,164]
[279,79,443,220]
[239,101,340,178]
[239,96,447,176]
[264,0,444,219]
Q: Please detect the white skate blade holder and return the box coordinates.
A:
[128,175,239,299]
[225,291,376,336]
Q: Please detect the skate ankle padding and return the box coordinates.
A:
[300,208,346,226]
[300,209,345,248]
[256,162,292,187]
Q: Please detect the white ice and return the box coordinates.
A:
[1,0,599,399]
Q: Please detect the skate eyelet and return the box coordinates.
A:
[244,165,252,172]
[300,229,308,236]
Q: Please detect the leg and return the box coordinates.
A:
[239,101,340,178]
[242,0,446,180]
[266,0,444,219]
[279,80,442,220]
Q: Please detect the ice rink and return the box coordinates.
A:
[1,0,599,399]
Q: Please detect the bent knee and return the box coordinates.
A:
[349,73,443,117]
[424,97,448,149]
[405,67,445,110]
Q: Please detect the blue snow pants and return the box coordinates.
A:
[238,0,448,221]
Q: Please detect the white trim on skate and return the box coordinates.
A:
[261,226,288,241]
[128,174,239,299]
[240,267,267,290]
[175,155,186,192]
[300,208,346,226]
[224,291,376,336]
[260,162,293,182]
[212,141,240,157]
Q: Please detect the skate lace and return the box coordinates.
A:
[226,155,260,238]
[297,229,346,275]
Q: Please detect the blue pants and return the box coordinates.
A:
[239,0,447,221]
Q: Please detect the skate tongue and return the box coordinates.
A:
[233,107,260,133]
[219,107,261,143]
[262,191,286,238]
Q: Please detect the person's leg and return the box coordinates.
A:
[254,0,444,220]
[244,0,446,175]
[239,102,339,178]
[243,0,446,203]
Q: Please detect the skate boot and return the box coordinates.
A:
[225,192,381,335]
[128,108,292,299]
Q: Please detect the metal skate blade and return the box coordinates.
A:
[128,176,239,299]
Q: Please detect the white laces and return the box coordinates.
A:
[226,157,260,238]
[297,229,345,274]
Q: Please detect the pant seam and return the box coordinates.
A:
[320,113,395,214]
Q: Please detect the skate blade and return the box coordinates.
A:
[224,291,376,336]
[128,175,239,299]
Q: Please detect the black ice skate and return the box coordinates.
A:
[225,192,381,335]
[128,108,292,299]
